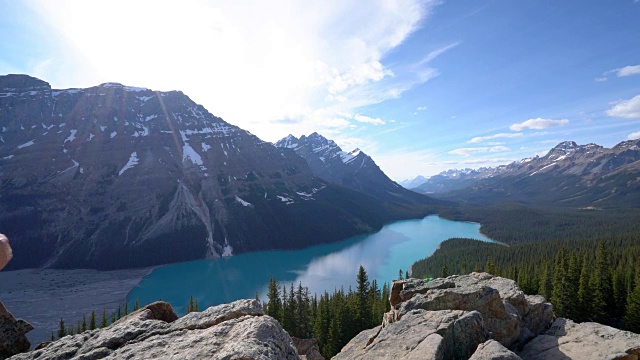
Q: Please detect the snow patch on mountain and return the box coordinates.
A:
[17,140,35,149]
[118,152,139,176]
[235,195,253,207]
[64,129,77,143]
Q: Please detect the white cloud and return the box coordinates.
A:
[607,94,640,119]
[615,65,640,77]
[597,64,640,81]
[509,118,569,131]
[416,106,428,111]
[27,0,445,142]
[353,114,386,125]
[468,132,523,143]
[628,131,640,140]
[448,146,511,157]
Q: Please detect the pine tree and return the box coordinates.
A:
[398,269,403,280]
[612,265,627,319]
[124,303,129,316]
[266,277,281,319]
[51,331,55,341]
[134,298,140,311]
[89,311,96,330]
[538,260,552,300]
[58,318,66,339]
[623,269,640,333]
[101,309,108,328]
[405,270,409,279]
[591,242,613,323]
[485,258,497,275]
[577,253,592,322]
[565,252,581,320]
[111,312,116,324]
[356,265,371,330]
[441,262,449,278]
[551,247,569,317]
[82,315,87,332]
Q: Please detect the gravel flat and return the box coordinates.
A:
[0,267,153,346]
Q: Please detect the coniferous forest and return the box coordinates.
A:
[412,206,640,333]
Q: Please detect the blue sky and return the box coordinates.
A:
[1,0,639,180]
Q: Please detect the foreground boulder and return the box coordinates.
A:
[0,301,32,360]
[469,340,522,360]
[334,310,486,359]
[10,299,299,360]
[337,272,640,359]
[518,318,640,359]
[385,273,553,349]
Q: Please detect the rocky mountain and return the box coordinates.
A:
[398,175,428,189]
[0,75,433,270]
[413,140,640,207]
[275,133,435,205]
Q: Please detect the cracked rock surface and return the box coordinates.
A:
[9,299,299,360]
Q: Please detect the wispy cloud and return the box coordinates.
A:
[352,114,386,125]
[468,132,523,143]
[627,131,640,140]
[596,64,640,81]
[448,146,510,157]
[607,94,640,119]
[509,118,569,131]
[416,106,428,111]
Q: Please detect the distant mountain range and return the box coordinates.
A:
[0,75,435,270]
[275,133,434,205]
[407,140,640,207]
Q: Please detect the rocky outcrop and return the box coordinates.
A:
[334,310,486,360]
[0,301,32,359]
[337,272,640,359]
[469,340,521,360]
[9,299,299,360]
[0,234,11,271]
[385,273,553,349]
[518,318,640,360]
[292,337,325,360]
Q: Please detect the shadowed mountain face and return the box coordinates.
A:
[413,140,640,207]
[276,133,436,206]
[0,75,433,270]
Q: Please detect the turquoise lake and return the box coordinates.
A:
[127,215,494,314]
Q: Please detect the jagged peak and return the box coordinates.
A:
[275,134,300,149]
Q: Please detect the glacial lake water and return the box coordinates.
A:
[127,215,494,314]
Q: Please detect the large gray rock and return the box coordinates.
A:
[469,340,522,360]
[9,299,300,360]
[334,310,486,360]
[518,318,640,360]
[386,273,554,349]
[0,301,32,359]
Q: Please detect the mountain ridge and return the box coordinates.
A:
[410,139,640,207]
[0,74,434,270]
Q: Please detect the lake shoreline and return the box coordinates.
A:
[0,267,154,347]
